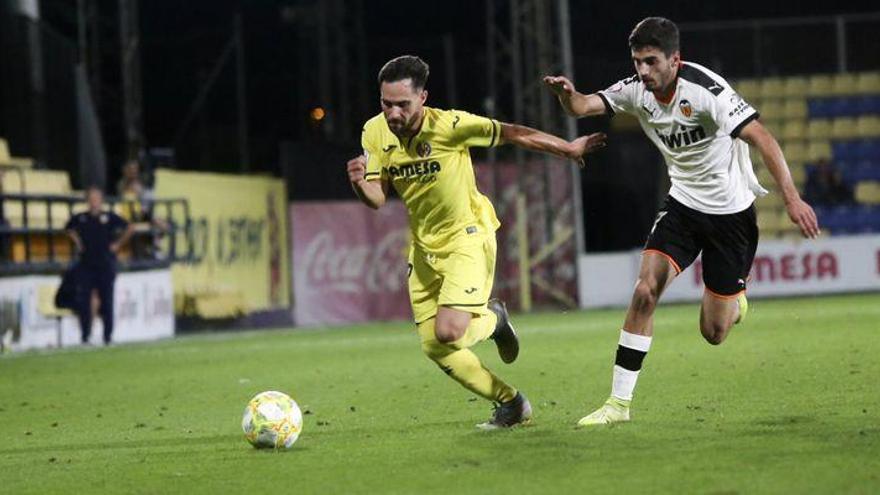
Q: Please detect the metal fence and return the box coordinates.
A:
[0,193,196,276]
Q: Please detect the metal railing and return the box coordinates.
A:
[0,193,197,276]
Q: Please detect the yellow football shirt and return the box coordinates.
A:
[361,107,502,253]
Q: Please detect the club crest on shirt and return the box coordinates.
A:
[100,214,109,224]
[417,141,432,158]
[679,99,693,118]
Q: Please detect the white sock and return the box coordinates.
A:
[610,329,652,402]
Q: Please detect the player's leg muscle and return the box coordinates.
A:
[624,252,677,333]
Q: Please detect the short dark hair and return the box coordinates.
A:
[628,17,679,56]
[377,55,430,90]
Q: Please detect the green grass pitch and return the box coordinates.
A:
[1,293,878,494]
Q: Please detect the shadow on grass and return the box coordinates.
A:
[0,433,238,456]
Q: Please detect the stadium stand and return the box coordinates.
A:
[0,138,35,168]
[0,143,193,274]
[736,71,880,238]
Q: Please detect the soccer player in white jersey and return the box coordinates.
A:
[543,17,820,426]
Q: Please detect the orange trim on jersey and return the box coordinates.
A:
[704,287,745,300]
[642,249,682,274]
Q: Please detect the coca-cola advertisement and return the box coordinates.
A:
[291,202,411,325]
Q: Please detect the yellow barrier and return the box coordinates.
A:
[155,170,290,316]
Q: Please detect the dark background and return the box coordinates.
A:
[3,1,878,251]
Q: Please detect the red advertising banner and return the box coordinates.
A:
[290,202,411,326]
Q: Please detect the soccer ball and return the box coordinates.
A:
[241,391,303,449]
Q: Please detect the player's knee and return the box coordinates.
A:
[700,322,728,345]
[434,319,466,344]
[632,279,659,313]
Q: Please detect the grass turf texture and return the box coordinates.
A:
[1,293,878,494]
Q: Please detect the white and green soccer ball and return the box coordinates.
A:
[242,391,303,449]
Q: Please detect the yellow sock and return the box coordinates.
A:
[418,319,516,403]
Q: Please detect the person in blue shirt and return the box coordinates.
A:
[65,186,133,344]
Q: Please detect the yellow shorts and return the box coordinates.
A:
[408,235,497,324]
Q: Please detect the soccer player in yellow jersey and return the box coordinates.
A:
[347,55,606,429]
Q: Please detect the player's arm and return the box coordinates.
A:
[66,229,83,252]
[64,216,83,252]
[347,155,390,210]
[499,123,606,167]
[110,219,135,253]
[739,120,820,239]
[543,76,609,118]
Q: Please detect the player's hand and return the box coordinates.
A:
[785,197,820,239]
[566,133,607,167]
[347,155,367,185]
[543,75,576,99]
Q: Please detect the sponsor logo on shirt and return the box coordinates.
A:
[654,126,707,149]
[388,161,441,184]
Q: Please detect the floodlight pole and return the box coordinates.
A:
[234,13,250,172]
[118,0,144,160]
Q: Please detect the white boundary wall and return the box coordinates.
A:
[579,234,880,308]
[0,269,174,351]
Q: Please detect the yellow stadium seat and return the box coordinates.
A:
[782,76,809,99]
[807,74,834,97]
[831,73,859,96]
[755,191,783,209]
[856,116,880,138]
[856,72,880,94]
[782,99,808,119]
[782,141,807,164]
[3,201,75,229]
[750,147,763,167]
[757,207,788,237]
[806,119,832,139]
[0,138,11,163]
[0,138,34,168]
[759,78,785,100]
[760,118,785,138]
[831,117,858,139]
[855,181,880,204]
[735,79,761,101]
[777,209,797,231]
[781,120,806,140]
[756,166,774,186]
[789,162,808,186]
[807,141,832,162]
[760,100,784,121]
[1,169,71,195]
